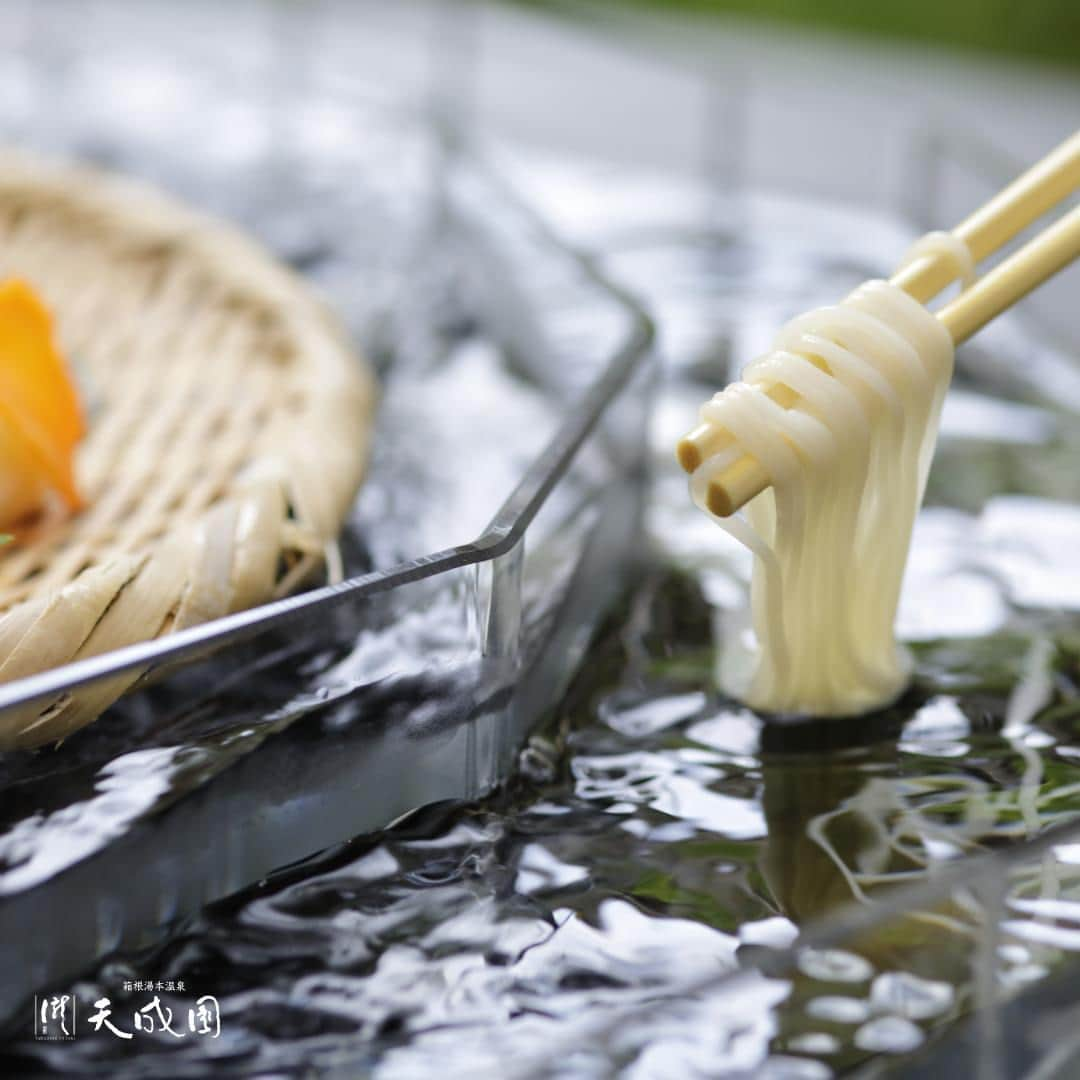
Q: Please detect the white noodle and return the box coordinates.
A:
[898,230,977,289]
[690,280,954,716]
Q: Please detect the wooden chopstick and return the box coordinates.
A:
[678,130,1080,518]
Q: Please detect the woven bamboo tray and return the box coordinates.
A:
[0,153,375,750]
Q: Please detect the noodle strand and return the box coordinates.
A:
[690,279,954,716]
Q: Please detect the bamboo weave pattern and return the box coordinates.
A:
[0,153,375,749]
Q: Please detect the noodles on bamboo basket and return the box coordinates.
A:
[0,152,376,750]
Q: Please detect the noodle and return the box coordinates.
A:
[689,279,954,716]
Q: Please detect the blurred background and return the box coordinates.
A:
[519,0,1080,69]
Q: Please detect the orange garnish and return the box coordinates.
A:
[0,279,85,528]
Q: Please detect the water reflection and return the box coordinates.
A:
[6,174,1080,1077]
[12,549,1080,1077]
[760,749,905,925]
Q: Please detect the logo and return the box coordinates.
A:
[34,995,76,1041]
[34,986,220,1042]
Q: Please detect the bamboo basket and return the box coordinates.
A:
[0,153,376,750]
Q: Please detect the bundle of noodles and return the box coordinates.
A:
[689,281,953,716]
[0,152,375,750]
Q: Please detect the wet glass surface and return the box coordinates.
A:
[7,192,1080,1076]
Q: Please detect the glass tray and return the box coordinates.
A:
[0,4,653,1024]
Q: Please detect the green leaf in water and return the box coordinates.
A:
[630,868,741,931]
